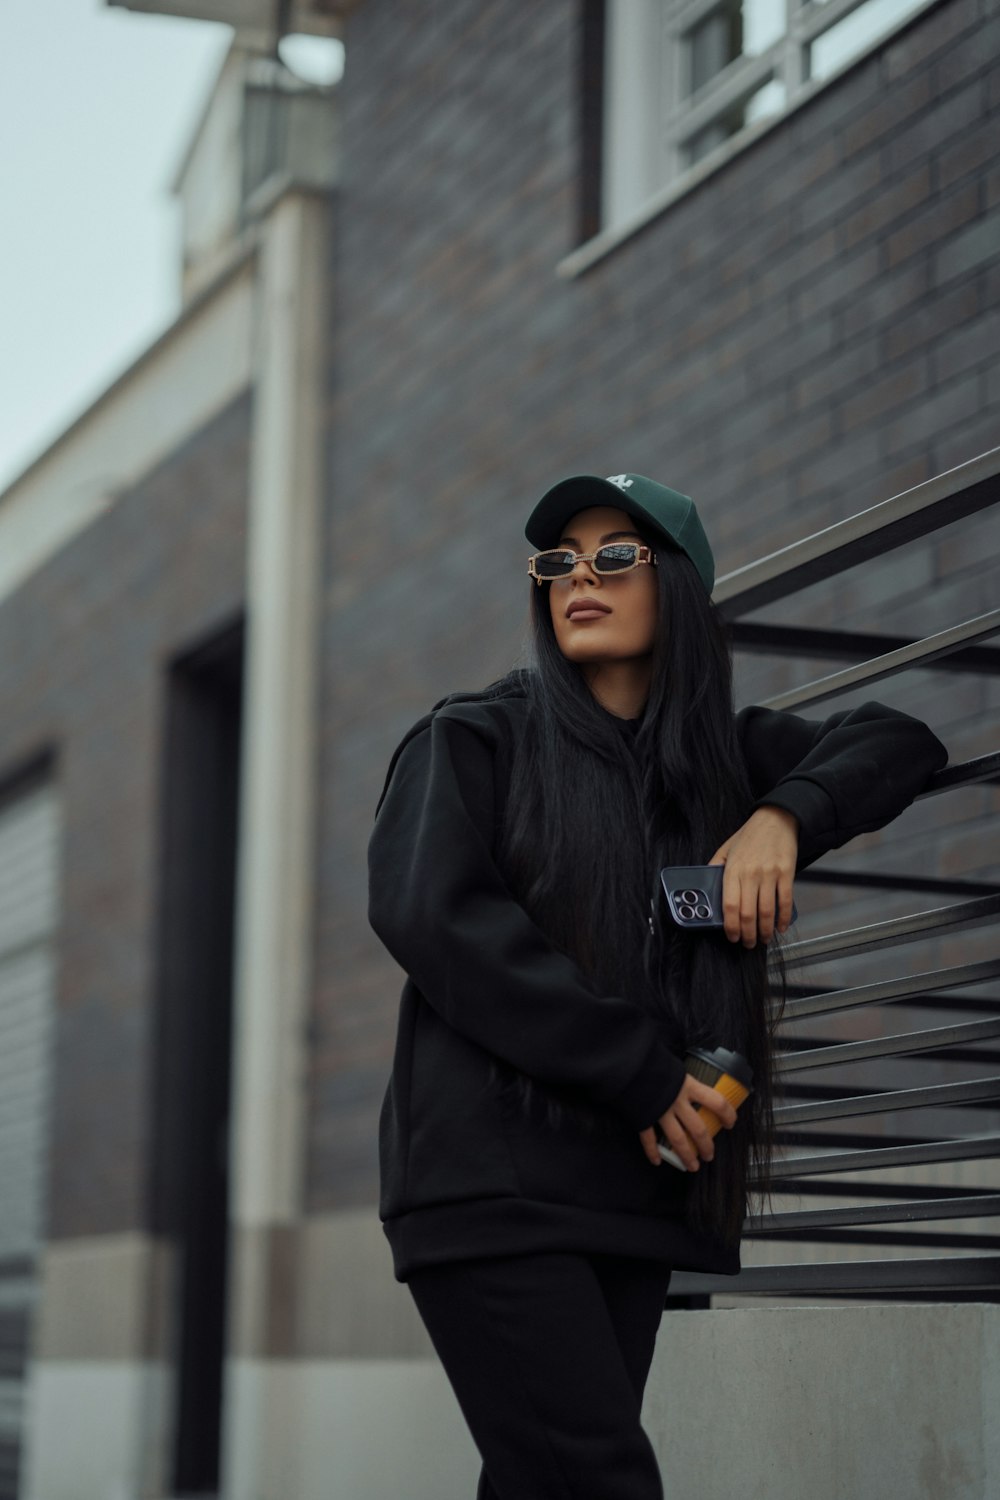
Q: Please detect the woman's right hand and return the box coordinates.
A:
[638,1074,739,1170]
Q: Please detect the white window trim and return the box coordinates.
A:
[561,0,941,280]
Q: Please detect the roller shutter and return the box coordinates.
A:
[0,782,59,1500]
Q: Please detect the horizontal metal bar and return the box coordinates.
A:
[773,1127,934,1152]
[746,1194,1000,1234]
[794,867,1000,897]
[782,1041,1000,1070]
[669,1254,1000,1298]
[920,750,1000,794]
[756,1133,1000,1180]
[778,1017,1000,1072]
[728,619,1000,676]
[909,1046,1000,1066]
[714,446,1000,617]
[775,1075,1000,1126]
[777,1080,896,1102]
[780,897,1000,970]
[779,1178,988,1201]
[780,957,1000,1022]
[757,609,1000,712]
[749,1229,1000,1251]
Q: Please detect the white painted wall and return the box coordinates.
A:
[21,1361,173,1500]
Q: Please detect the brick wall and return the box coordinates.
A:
[309,0,1000,1207]
[0,395,249,1236]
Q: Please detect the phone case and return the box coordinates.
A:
[659,864,797,929]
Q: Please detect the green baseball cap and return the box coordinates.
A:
[524,472,715,596]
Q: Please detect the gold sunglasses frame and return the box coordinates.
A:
[527,542,658,586]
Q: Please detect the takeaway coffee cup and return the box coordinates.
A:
[656,1046,754,1170]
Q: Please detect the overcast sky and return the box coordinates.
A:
[0,0,232,493]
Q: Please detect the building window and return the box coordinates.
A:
[601,0,937,234]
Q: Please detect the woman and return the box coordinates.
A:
[367,472,948,1500]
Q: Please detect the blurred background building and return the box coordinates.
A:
[0,0,997,1496]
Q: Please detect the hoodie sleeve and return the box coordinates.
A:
[736,699,949,872]
[367,710,686,1131]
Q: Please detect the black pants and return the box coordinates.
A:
[407,1251,673,1500]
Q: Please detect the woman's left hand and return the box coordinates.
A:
[706,806,799,947]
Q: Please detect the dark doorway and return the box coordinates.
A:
[149,616,245,1497]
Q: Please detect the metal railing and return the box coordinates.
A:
[669,446,1000,1302]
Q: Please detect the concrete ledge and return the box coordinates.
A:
[645,1303,999,1500]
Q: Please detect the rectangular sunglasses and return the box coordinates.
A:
[527,542,657,584]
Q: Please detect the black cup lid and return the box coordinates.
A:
[687,1045,754,1090]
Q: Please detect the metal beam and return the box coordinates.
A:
[778,1016,1000,1072]
[727,619,1000,675]
[794,868,1000,897]
[922,749,1000,793]
[781,960,1000,1021]
[669,1255,1000,1297]
[780,896,1000,970]
[746,1194,1000,1234]
[714,445,1000,616]
[756,609,1000,711]
[758,1133,1000,1180]
[775,1075,1000,1126]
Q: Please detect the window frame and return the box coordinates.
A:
[566,0,942,279]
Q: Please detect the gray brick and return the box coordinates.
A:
[882,0,981,82]
[790,336,883,414]
[839,358,931,436]
[798,153,883,235]
[932,14,1000,92]
[756,227,839,301]
[882,79,985,175]
[840,259,931,339]
[840,162,933,252]
[932,211,1000,285]
[882,276,980,360]
[932,406,1000,470]
[794,244,882,319]
[882,370,982,455]
[792,427,882,500]
[932,307,1000,380]
[839,68,934,160]
[885,179,981,266]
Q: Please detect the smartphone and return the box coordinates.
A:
[659,864,797,930]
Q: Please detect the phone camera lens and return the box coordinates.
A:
[677,902,696,920]
[694,903,711,919]
[680,889,701,904]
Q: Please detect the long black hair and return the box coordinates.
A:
[490,520,790,1248]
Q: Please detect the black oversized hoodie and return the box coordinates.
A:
[367,673,948,1282]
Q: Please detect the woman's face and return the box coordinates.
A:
[546,505,658,666]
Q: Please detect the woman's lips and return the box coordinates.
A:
[566,600,612,621]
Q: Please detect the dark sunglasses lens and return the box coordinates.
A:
[535,550,575,578]
[595,544,638,573]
